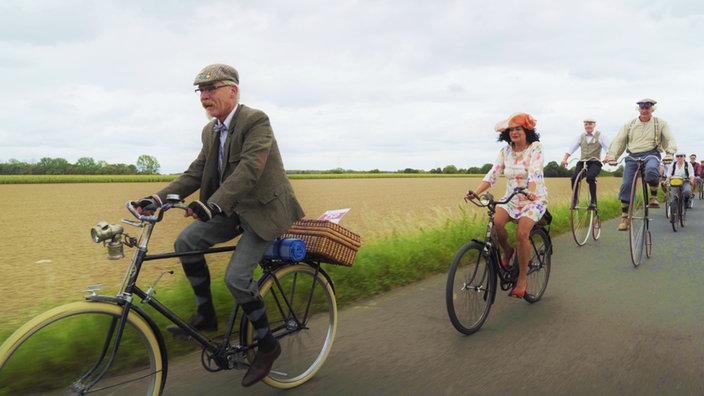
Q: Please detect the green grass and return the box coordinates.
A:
[0,197,623,385]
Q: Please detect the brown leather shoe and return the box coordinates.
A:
[648,197,660,208]
[617,217,629,231]
[242,341,281,387]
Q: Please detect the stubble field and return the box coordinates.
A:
[0,176,622,327]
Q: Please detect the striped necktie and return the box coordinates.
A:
[214,123,228,178]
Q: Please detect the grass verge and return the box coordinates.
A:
[0,198,623,386]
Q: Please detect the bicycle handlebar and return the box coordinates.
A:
[465,187,528,208]
[609,154,666,167]
[568,156,602,165]
[126,199,188,223]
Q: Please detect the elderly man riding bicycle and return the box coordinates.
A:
[604,98,677,231]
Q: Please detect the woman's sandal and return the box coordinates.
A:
[508,283,527,298]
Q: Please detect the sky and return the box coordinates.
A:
[1,0,703,174]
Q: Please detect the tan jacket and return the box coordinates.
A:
[157,104,304,240]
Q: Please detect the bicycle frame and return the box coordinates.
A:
[84,201,332,384]
[465,189,531,292]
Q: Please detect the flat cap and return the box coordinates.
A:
[636,98,657,105]
[193,64,239,85]
[583,118,596,123]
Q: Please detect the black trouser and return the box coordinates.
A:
[571,160,602,204]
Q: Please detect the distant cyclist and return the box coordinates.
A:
[689,154,701,198]
[667,153,695,208]
[560,118,610,210]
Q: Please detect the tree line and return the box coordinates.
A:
[295,161,623,177]
[0,155,160,175]
[1,156,623,177]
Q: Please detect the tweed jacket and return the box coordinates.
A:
[157,104,304,241]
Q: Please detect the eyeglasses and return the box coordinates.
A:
[638,103,654,109]
[507,126,523,132]
[194,85,232,94]
[676,155,685,157]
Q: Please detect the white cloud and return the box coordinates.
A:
[1,0,703,173]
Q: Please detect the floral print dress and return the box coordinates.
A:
[482,141,548,222]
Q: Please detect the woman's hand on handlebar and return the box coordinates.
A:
[466,189,484,201]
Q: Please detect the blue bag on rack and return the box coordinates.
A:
[263,238,307,262]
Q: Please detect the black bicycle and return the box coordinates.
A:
[569,157,602,246]
[0,197,340,395]
[445,188,552,335]
[667,176,687,232]
[612,155,664,267]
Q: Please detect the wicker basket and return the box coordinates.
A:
[281,219,361,266]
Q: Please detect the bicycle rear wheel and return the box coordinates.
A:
[0,301,165,396]
[570,171,593,246]
[445,242,496,335]
[524,227,552,303]
[243,263,337,389]
[628,168,648,267]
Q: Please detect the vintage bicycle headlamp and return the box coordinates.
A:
[479,192,493,206]
[91,221,124,243]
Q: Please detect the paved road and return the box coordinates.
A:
[165,203,704,395]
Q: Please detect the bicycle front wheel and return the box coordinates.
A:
[445,242,496,335]
[628,168,648,267]
[680,195,687,227]
[244,263,337,389]
[671,194,680,232]
[570,171,593,246]
[524,227,552,303]
[0,301,165,396]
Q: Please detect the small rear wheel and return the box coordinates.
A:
[446,242,496,335]
[592,213,601,240]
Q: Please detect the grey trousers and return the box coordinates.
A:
[174,213,271,304]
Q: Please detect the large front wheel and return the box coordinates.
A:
[570,171,593,246]
[243,263,337,389]
[628,169,648,267]
[0,301,165,396]
[445,242,496,335]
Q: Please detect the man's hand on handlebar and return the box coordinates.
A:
[662,153,673,164]
[134,195,163,215]
[186,200,222,222]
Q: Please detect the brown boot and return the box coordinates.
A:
[617,217,629,231]
[242,341,281,387]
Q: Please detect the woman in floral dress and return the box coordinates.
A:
[466,113,548,298]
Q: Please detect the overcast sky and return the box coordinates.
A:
[1,0,703,174]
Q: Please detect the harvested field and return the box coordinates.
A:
[0,177,622,325]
